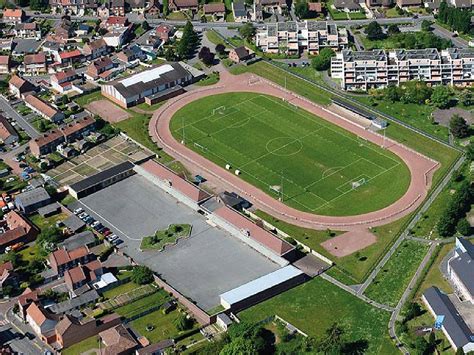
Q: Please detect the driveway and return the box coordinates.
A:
[0,96,40,139]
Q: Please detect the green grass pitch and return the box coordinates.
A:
[170,93,410,216]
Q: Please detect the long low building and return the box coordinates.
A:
[220,265,306,312]
[101,62,198,108]
[68,161,135,199]
[331,48,474,91]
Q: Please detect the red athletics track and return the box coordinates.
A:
[149,68,439,235]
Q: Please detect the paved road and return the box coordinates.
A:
[388,242,438,354]
[432,23,469,48]
[0,96,40,139]
[320,273,394,312]
[25,11,433,28]
[357,155,465,296]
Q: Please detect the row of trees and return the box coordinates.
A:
[373,81,452,107]
[438,1,472,34]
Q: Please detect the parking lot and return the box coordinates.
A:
[48,135,150,186]
[73,174,280,311]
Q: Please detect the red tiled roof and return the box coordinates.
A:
[53,69,77,82]
[24,53,46,65]
[0,261,13,274]
[18,288,39,307]
[0,211,36,247]
[60,116,95,137]
[105,16,127,26]
[0,56,10,65]
[214,205,294,256]
[155,24,173,34]
[24,95,58,119]
[30,129,63,148]
[68,245,88,260]
[9,75,25,89]
[26,302,49,326]
[59,50,82,60]
[65,265,87,284]
[3,9,23,18]
[308,2,322,11]
[0,115,17,142]
[140,160,210,203]
[203,2,225,13]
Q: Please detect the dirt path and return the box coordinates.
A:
[149,69,438,233]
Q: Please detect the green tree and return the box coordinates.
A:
[162,0,169,16]
[38,120,47,132]
[387,24,400,35]
[317,323,345,354]
[459,89,473,106]
[239,23,256,40]
[311,48,335,71]
[142,21,150,31]
[449,114,469,138]
[456,218,471,236]
[131,265,154,284]
[384,85,400,102]
[164,47,176,61]
[220,337,259,355]
[215,43,226,55]
[174,313,193,331]
[421,20,433,31]
[176,21,198,59]
[198,46,215,66]
[294,0,310,19]
[431,86,452,108]
[365,21,385,41]
[466,141,474,161]
[401,81,432,104]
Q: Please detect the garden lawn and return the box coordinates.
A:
[131,308,198,343]
[354,96,449,142]
[115,290,171,319]
[103,281,138,299]
[62,335,100,355]
[229,61,332,105]
[29,213,68,230]
[141,224,191,250]
[195,72,220,86]
[170,92,410,216]
[239,277,397,354]
[365,240,429,307]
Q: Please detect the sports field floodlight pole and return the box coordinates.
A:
[181,116,185,144]
[280,170,284,202]
[381,128,386,149]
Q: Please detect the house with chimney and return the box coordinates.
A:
[128,0,146,13]
[14,22,41,40]
[0,56,10,74]
[9,75,37,99]
[0,211,39,253]
[168,0,199,12]
[3,8,25,23]
[58,49,84,66]
[49,245,94,276]
[26,302,58,342]
[100,324,138,354]
[0,115,19,146]
[60,116,96,143]
[64,260,103,295]
[83,39,110,60]
[85,57,115,80]
[51,69,78,93]
[109,0,126,15]
[17,288,40,320]
[203,3,226,21]
[23,53,47,74]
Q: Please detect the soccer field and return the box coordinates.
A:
[170,93,410,216]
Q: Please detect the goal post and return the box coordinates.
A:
[248,75,260,86]
[212,106,226,115]
[352,178,366,189]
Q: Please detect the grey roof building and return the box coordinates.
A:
[448,237,474,305]
[48,289,99,315]
[37,202,61,217]
[59,231,97,251]
[62,214,86,233]
[422,287,474,353]
[14,187,51,214]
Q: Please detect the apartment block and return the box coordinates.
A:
[331,48,474,91]
[256,21,348,55]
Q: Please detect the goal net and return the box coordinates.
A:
[212,106,226,115]
[248,76,260,86]
[352,178,366,189]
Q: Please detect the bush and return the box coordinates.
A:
[456,218,471,236]
[311,48,335,71]
[174,313,194,331]
[131,265,154,285]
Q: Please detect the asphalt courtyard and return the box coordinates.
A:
[74,174,280,310]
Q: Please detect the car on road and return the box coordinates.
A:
[24,332,35,340]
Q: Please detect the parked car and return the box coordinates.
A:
[6,177,15,183]
[111,238,123,246]
[73,208,84,215]
[78,212,88,220]
[103,229,112,237]
[85,216,95,225]
[107,234,118,242]
[91,221,100,228]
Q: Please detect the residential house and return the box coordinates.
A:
[449,0,472,8]
[17,288,40,320]
[396,0,422,7]
[0,56,10,74]
[127,0,146,12]
[136,340,175,355]
[168,0,199,12]
[85,57,115,80]
[51,69,78,93]
[0,261,19,294]
[233,0,249,22]
[116,45,145,64]
[2,8,25,23]
[98,4,111,18]
[14,187,51,215]
[110,0,126,15]
[0,115,19,145]
[229,46,255,63]
[23,53,47,74]
[103,26,131,48]
[257,0,287,14]
[103,16,129,30]
[0,211,39,252]
[54,17,74,40]
[203,3,226,21]
[448,237,474,305]
[49,289,99,315]
[366,0,393,7]
[9,75,37,98]
[49,0,99,15]
[136,31,162,53]
[64,260,103,292]
[155,24,175,43]
[55,313,121,349]
[146,0,161,16]
[24,95,65,123]
[58,49,84,66]
[59,231,98,252]
[49,245,93,276]
[83,39,110,60]
[100,324,138,355]
[29,130,66,157]
[75,24,92,36]
[26,302,58,341]
[333,0,361,11]
[60,116,96,142]
[308,2,323,14]
[14,22,41,40]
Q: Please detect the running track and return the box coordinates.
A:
[149,69,439,232]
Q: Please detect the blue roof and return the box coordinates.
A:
[220,265,303,306]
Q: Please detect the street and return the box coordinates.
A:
[432,23,469,48]
[0,96,40,139]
